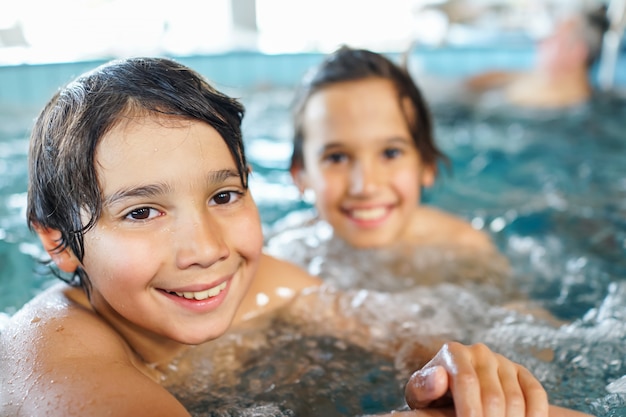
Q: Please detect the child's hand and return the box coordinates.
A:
[404,341,549,417]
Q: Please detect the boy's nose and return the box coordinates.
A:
[175,212,230,269]
[349,160,380,195]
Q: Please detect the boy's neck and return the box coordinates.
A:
[84,291,190,380]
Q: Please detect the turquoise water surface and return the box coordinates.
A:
[1,53,625,416]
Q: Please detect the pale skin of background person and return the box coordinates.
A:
[464,8,609,108]
[0,58,589,417]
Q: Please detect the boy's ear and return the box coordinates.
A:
[34,226,80,273]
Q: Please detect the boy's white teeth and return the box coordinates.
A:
[174,282,227,300]
[350,207,386,221]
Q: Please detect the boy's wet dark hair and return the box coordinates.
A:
[27,57,247,289]
[290,45,448,173]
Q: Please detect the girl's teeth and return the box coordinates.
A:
[174,282,227,300]
[351,207,386,220]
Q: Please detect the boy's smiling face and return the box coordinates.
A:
[78,114,263,346]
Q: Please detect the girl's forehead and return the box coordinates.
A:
[306,79,400,114]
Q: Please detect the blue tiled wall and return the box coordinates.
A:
[0,53,326,111]
[1,48,624,111]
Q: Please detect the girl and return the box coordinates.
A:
[266,46,510,294]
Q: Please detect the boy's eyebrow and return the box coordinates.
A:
[103,169,241,207]
[209,169,241,183]
[103,183,173,208]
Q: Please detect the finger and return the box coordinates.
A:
[371,408,457,417]
[470,345,506,417]
[495,354,526,417]
[436,342,484,417]
[405,366,450,409]
[517,366,549,417]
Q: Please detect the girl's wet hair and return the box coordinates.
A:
[290,45,448,172]
[27,57,247,289]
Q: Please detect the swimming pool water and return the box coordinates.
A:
[1,85,625,416]
[253,89,626,416]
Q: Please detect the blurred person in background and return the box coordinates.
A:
[464,5,610,108]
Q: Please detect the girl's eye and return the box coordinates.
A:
[323,152,347,164]
[125,207,161,221]
[383,148,402,159]
[211,191,242,206]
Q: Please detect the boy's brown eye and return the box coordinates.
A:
[129,208,151,220]
[214,192,232,205]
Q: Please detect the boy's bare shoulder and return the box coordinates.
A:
[0,284,189,417]
[0,283,124,356]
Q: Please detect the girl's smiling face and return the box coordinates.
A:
[79,114,263,346]
[294,78,434,248]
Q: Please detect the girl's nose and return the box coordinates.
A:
[174,211,230,270]
[349,159,380,196]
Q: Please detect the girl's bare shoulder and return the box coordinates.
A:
[410,206,495,251]
[235,254,322,323]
